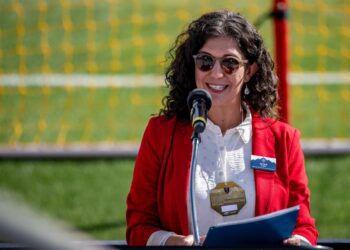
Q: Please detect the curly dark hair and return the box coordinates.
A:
[159,10,279,121]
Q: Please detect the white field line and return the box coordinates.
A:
[290,72,350,85]
[0,74,165,87]
[0,72,349,87]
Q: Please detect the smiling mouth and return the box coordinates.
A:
[206,83,228,92]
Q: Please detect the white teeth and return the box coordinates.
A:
[208,84,225,91]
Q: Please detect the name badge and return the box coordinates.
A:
[210,181,246,216]
[251,155,276,172]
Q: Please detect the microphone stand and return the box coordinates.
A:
[189,130,201,246]
[187,88,212,246]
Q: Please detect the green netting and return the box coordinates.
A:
[0,0,349,146]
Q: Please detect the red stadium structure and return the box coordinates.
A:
[273,0,289,123]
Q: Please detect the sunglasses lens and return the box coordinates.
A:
[194,54,244,74]
[221,57,240,74]
[195,55,214,72]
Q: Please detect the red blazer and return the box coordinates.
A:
[126,114,318,245]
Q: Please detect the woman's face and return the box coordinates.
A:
[194,36,255,109]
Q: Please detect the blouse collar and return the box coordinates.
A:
[206,107,252,144]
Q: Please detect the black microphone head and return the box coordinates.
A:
[187,89,212,134]
[187,88,212,110]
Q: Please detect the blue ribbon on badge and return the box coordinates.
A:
[251,155,276,172]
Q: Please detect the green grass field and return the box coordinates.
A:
[1,155,350,240]
[0,159,133,240]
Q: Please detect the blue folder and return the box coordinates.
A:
[203,205,300,247]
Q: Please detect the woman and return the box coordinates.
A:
[126,10,318,246]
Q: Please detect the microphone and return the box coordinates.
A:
[187,88,212,134]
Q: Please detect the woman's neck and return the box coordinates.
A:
[208,103,244,135]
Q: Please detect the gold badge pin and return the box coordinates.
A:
[209,181,246,216]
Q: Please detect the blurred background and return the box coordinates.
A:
[0,0,349,241]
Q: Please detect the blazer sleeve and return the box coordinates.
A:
[287,129,318,245]
[126,117,166,245]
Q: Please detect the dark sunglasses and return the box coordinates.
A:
[193,53,248,74]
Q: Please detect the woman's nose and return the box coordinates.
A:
[210,60,225,78]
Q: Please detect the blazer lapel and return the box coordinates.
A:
[251,113,276,216]
[172,120,192,235]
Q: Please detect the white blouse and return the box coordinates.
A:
[187,110,255,236]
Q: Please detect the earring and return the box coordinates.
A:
[244,84,250,95]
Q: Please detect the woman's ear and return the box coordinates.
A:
[244,62,258,82]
